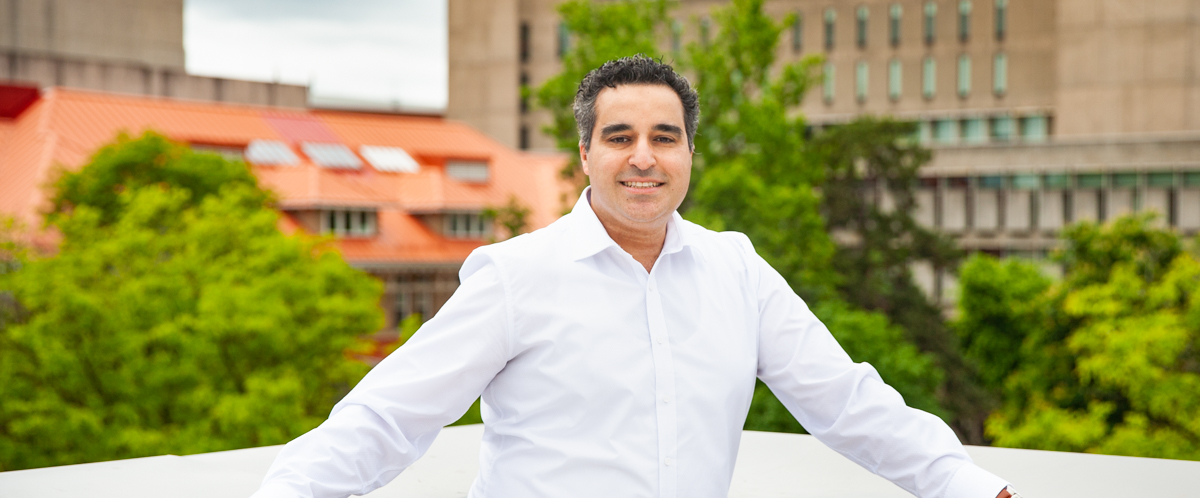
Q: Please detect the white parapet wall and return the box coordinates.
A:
[1,424,1197,497]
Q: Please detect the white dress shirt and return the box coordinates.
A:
[253,189,1009,498]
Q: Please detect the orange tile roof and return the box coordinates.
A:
[0,86,573,267]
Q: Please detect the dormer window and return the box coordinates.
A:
[446,160,489,183]
[321,209,377,237]
[444,212,491,239]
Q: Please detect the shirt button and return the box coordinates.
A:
[655,336,664,345]
[662,395,672,404]
[664,457,674,466]
[648,281,655,292]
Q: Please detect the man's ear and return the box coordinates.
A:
[579,143,591,175]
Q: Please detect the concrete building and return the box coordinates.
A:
[448,0,1200,302]
[1,0,307,107]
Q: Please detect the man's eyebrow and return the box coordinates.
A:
[599,123,632,137]
[653,124,683,136]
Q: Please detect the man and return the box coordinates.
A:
[253,55,1019,498]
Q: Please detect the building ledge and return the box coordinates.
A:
[1,424,1197,497]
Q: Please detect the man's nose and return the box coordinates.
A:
[629,137,656,170]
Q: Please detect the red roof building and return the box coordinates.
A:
[0,84,572,330]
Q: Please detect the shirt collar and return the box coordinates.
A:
[568,187,690,262]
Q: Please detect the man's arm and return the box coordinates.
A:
[745,248,1010,498]
[252,253,511,498]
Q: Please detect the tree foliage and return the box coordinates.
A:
[963,215,1200,460]
[537,0,945,434]
[0,135,383,470]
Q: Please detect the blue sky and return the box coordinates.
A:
[184,0,447,111]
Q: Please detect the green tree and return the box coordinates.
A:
[0,136,382,470]
[979,215,1200,460]
[49,131,268,226]
[483,195,533,241]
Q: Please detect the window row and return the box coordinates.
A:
[916,114,1048,145]
[321,209,378,237]
[798,0,1007,52]
[518,21,571,63]
[911,172,1200,232]
[444,212,492,239]
[822,53,1007,103]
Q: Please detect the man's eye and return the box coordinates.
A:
[610,136,631,143]
[655,136,676,143]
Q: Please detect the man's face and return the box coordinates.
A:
[580,84,692,231]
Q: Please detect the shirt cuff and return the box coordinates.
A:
[943,461,1009,498]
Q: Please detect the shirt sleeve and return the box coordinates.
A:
[745,243,1009,498]
[252,251,512,498]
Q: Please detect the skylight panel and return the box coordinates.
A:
[360,145,420,173]
[446,160,489,183]
[302,142,362,169]
[245,139,299,166]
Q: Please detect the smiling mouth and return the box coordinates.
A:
[621,181,664,188]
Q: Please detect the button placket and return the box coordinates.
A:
[645,275,677,498]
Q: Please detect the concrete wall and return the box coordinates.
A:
[447,0,521,148]
[1,52,308,107]
[0,0,184,68]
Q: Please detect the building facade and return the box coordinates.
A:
[448,0,1200,302]
[0,84,569,342]
[1,0,307,107]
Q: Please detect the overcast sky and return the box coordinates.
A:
[184,0,447,111]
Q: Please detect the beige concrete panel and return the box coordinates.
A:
[102,64,152,94]
[974,189,999,231]
[1142,188,1170,227]
[1056,30,1098,88]
[1147,25,1189,83]
[1005,190,1031,231]
[1056,88,1124,136]
[1178,189,1200,230]
[1108,188,1135,219]
[1040,190,1064,230]
[1101,0,1148,25]
[1073,189,1099,222]
[942,188,967,231]
[1130,85,1187,133]
[1147,0,1191,21]
[910,260,936,301]
[915,189,936,227]
[1057,0,1099,28]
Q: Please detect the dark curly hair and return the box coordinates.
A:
[573,55,700,152]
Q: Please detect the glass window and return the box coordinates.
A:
[963,118,987,143]
[673,20,683,53]
[1021,115,1049,142]
[700,17,711,46]
[922,57,936,99]
[1113,173,1139,188]
[958,1,972,42]
[1148,172,1175,188]
[957,54,971,98]
[557,22,570,58]
[823,62,836,102]
[979,175,1003,189]
[889,4,902,47]
[322,209,378,237]
[995,0,1008,41]
[1077,174,1104,189]
[888,58,902,100]
[990,116,1014,141]
[825,8,837,50]
[1044,173,1070,189]
[934,119,958,144]
[1185,172,1200,187]
[856,61,869,102]
[520,23,531,63]
[447,160,490,182]
[857,6,869,48]
[444,213,490,239]
[993,52,1008,96]
[918,120,933,143]
[790,15,802,53]
[924,2,937,45]
[1012,174,1040,190]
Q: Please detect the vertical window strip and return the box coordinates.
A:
[557,22,570,58]
[888,58,902,100]
[824,9,836,50]
[958,1,972,42]
[958,54,971,97]
[924,2,937,45]
[856,6,868,49]
[889,4,902,47]
[824,62,836,103]
[923,57,936,99]
[701,17,712,46]
[856,60,869,102]
[995,0,1008,41]
[672,20,683,53]
[993,52,1007,96]
[792,14,803,53]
